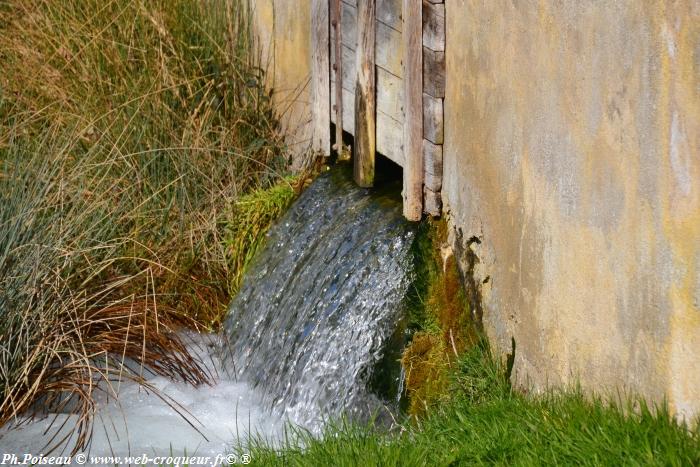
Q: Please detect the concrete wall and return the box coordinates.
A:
[443,0,700,419]
[251,0,313,162]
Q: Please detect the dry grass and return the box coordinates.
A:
[0,0,293,452]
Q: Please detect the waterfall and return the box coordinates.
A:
[223,166,416,429]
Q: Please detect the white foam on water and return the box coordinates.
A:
[0,333,284,464]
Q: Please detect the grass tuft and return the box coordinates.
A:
[0,0,294,452]
[224,177,300,297]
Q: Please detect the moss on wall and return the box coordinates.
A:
[401,219,481,416]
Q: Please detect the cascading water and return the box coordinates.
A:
[0,165,416,460]
[223,166,416,429]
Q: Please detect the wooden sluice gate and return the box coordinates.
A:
[310,0,445,220]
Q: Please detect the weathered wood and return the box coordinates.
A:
[330,86,404,165]
[341,0,402,32]
[423,47,445,98]
[376,111,404,166]
[311,0,331,156]
[331,44,404,122]
[422,0,444,52]
[332,0,344,152]
[422,0,444,218]
[354,0,376,187]
[422,93,443,144]
[331,2,403,78]
[423,138,443,191]
[402,0,423,220]
[424,187,441,216]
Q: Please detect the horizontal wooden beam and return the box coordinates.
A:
[424,187,441,216]
[423,47,445,98]
[422,0,444,52]
[423,139,442,191]
[423,93,443,144]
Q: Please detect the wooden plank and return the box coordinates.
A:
[402,0,423,220]
[422,0,444,52]
[423,47,445,98]
[331,2,403,78]
[376,112,404,166]
[332,0,344,152]
[423,138,442,191]
[330,86,404,166]
[354,0,376,187]
[341,0,402,32]
[376,68,404,124]
[423,93,443,144]
[424,187,441,216]
[377,0,402,32]
[311,0,331,156]
[331,44,404,122]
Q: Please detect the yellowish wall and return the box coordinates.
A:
[254,0,700,419]
[251,0,313,162]
[443,0,700,418]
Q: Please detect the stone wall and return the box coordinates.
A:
[443,0,700,419]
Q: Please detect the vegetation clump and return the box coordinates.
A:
[401,219,480,416]
[0,0,295,450]
[224,177,300,297]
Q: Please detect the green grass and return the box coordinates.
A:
[239,342,700,466]
[0,0,297,450]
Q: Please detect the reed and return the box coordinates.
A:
[0,0,288,452]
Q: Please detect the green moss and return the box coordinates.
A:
[401,219,481,416]
[223,177,299,298]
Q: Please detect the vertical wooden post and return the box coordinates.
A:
[354,0,376,187]
[331,0,344,153]
[402,0,423,220]
[311,0,331,157]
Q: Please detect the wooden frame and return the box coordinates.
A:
[318,0,445,218]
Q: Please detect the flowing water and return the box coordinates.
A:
[0,165,416,461]
[223,166,416,429]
